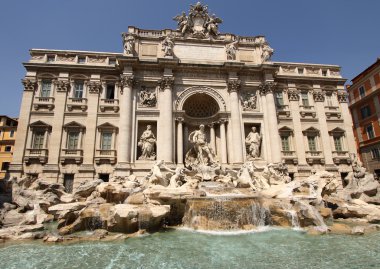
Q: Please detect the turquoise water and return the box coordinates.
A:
[0,229,379,269]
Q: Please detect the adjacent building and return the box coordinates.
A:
[0,116,18,181]
[10,3,356,190]
[348,58,380,176]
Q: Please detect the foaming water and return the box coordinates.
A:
[0,229,379,269]
[177,225,278,235]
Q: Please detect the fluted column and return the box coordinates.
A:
[228,79,244,163]
[219,119,228,164]
[260,81,282,163]
[118,74,135,167]
[157,76,174,163]
[176,117,184,164]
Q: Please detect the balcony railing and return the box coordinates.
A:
[33,97,55,111]
[60,149,83,164]
[299,105,316,118]
[332,151,351,164]
[281,150,298,164]
[24,148,48,164]
[100,99,119,112]
[67,98,88,112]
[305,151,324,164]
[95,149,117,164]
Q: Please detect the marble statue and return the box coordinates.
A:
[162,35,174,57]
[262,162,291,185]
[262,44,274,62]
[123,35,135,55]
[168,167,187,188]
[139,89,157,107]
[205,15,222,37]
[185,124,216,168]
[138,125,156,160]
[242,93,257,111]
[144,160,170,186]
[226,39,239,60]
[245,127,261,159]
[173,12,190,35]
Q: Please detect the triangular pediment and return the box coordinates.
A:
[278,126,293,133]
[29,120,51,129]
[97,122,118,130]
[302,126,320,135]
[329,127,345,135]
[63,121,86,129]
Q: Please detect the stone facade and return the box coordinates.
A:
[348,58,380,176]
[10,3,356,188]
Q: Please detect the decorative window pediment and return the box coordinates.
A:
[63,121,86,131]
[97,122,118,131]
[302,127,320,136]
[278,126,294,135]
[328,127,345,135]
[29,120,52,131]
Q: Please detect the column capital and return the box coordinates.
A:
[158,76,174,90]
[227,79,241,93]
[259,81,277,95]
[22,78,37,91]
[218,118,228,124]
[337,91,348,103]
[285,88,300,101]
[120,74,136,88]
[54,80,71,92]
[312,89,325,102]
[175,117,184,122]
[208,122,215,128]
[87,81,102,94]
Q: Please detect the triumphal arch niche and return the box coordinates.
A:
[13,1,355,184]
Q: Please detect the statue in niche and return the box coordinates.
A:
[261,43,274,62]
[226,39,239,60]
[139,88,157,107]
[245,126,261,159]
[185,124,216,168]
[242,93,257,111]
[123,35,135,55]
[162,35,174,57]
[138,125,156,160]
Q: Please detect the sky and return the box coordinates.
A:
[0,0,379,117]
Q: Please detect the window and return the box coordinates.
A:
[109,58,116,65]
[281,135,290,151]
[73,81,84,98]
[366,125,375,139]
[359,86,365,98]
[32,131,45,149]
[1,162,10,171]
[40,80,52,97]
[101,132,112,150]
[47,55,55,62]
[67,131,80,149]
[360,106,371,119]
[298,68,304,75]
[326,94,333,107]
[275,92,284,106]
[371,148,380,159]
[322,70,327,77]
[10,130,14,137]
[78,57,86,64]
[307,136,317,151]
[4,146,11,152]
[106,84,115,99]
[333,136,343,152]
[301,92,309,106]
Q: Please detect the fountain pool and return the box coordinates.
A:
[0,229,379,269]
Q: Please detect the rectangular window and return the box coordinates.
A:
[1,162,10,171]
[32,131,45,149]
[359,86,365,98]
[366,125,375,139]
[108,58,116,65]
[307,136,317,151]
[4,146,11,152]
[281,135,290,151]
[322,70,327,76]
[67,131,80,149]
[106,84,115,99]
[333,136,343,152]
[74,81,84,98]
[41,80,52,97]
[78,57,86,64]
[360,106,371,119]
[47,55,55,62]
[301,92,309,106]
[298,68,304,75]
[275,92,284,106]
[326,94,333,107]
[371,148,380,159]
[10,130,14,137]
[101,132,112,150]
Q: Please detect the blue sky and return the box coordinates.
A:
[0,0,379,117]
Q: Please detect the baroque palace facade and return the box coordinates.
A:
[10,3,356,188]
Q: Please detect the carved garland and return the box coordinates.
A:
[176,86,226,111]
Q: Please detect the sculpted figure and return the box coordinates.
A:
[205,15,222,37]
[124,35,135,55]
[138,125,156,160]
[226,39,239,60]
[162,36,174,57]
[245,127,261,159]
[173,12,190,35]
[262,44,274,62]
[139,90,157,107]
[242,94,257,110]
[144,160,170,186]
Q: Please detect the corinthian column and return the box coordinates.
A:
[157,76,174,163]
[176,117,184,164]
[260,81,282,163]
[117,73,135,170]
[228,79,244,163]
[219,119,228,164]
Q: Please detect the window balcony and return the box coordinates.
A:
[276,105,291,118]
[95,149,117,164]
[305,151,324,164]
[332,151,351,164]
[299,105,316,118]
[67,98,88,112]
[60,149,83,164]
[281,150,298,164]
[100,99,119,113]
[325,106,342,119]
[33,97,55,111]
[24,148,48,164]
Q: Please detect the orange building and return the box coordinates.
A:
[348,58,380,176]
[0,116,18,181]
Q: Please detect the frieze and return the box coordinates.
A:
[54,80,71,92]
[139,87,157,107]
[56,55,76,62]
[31,55,45,61]
[330,70,340,76]
[22,78,37,91]
[88,57,106,63]
[241,92,257,111]
[306,68,320,75]
[281,66,296,73]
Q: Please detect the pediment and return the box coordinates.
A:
[97,122,118,130]
[63,121,86,129]
[29,120,51,130]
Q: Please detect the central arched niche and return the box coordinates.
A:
[183,93,220,118]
